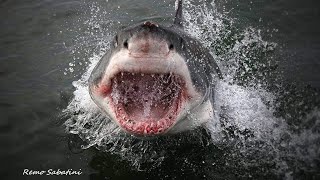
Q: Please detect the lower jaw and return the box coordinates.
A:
[116,107,178,136]
[119,120,175,136]
[112,97,181,136]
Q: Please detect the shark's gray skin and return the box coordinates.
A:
[89,0,222,136]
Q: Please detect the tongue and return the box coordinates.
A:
[111,73,180,122]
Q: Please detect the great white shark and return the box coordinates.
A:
[89,0,222,136]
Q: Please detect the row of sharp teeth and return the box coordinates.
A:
[119,72,173,78]
[120,116,173,134]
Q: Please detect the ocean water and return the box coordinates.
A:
[1,0,319,179]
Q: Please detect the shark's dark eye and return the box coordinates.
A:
[114,35,118,47]
[180,38,185,50]
[123,40,128,49]
[169,44,174,50]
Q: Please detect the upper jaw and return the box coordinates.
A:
[97,50,200,98]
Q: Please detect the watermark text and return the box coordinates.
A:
[22,169,82,176]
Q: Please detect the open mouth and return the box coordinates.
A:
[108,72,185,135]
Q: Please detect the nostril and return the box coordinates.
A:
[123,41,128,49]
[169,44,174,50]
[143,21,158,27]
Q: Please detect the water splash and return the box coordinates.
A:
[62,0,320,178]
